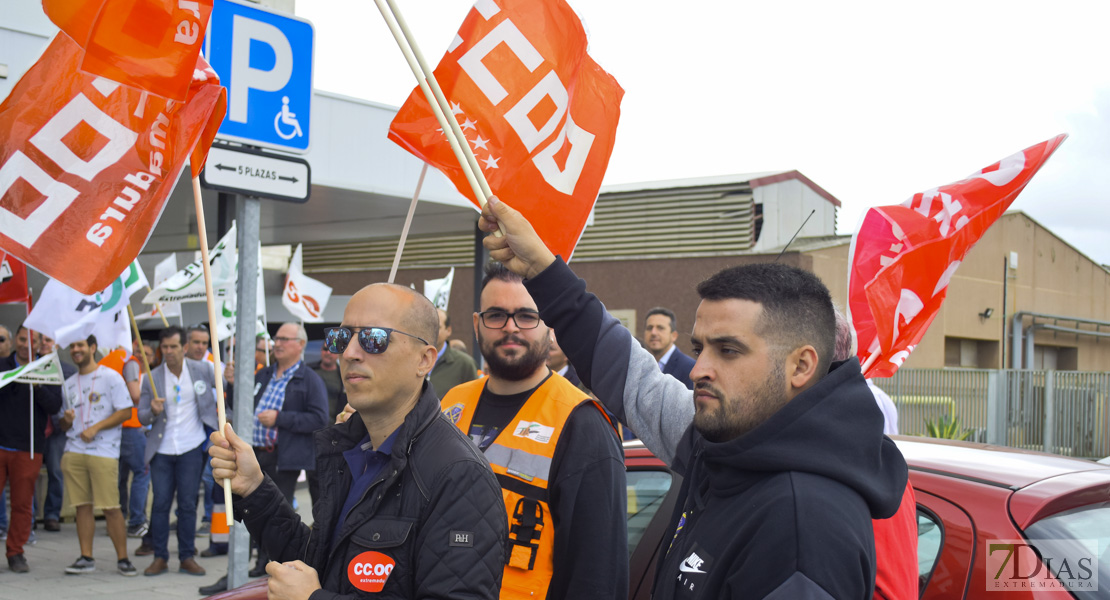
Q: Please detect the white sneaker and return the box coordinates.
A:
[65,556,95,574]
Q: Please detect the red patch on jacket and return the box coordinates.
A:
[348,551,395,593]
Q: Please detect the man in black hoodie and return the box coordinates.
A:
[478,197,908,600]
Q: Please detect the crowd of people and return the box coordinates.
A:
[0,198,912,600]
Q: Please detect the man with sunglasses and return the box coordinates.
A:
[439,262,626,600]
[209,283,506,599]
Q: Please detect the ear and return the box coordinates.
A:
[416,343,438,379]
[785,345,820,391]
[669,329,678,344]
[472,312,481,337]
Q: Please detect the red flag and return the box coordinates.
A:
[0,33,226,294]
[848,135,1067,378]
[388,0,623,260]
[42,0,213,102]
[0,253,31,307]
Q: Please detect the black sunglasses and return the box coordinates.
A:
[324,326,430,355]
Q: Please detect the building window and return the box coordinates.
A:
[944,337,999,369]
[1032,345,1078,371]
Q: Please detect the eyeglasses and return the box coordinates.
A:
[478,310,542,330]
[323,326,430,355]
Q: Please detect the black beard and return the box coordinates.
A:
[479,331,551,382]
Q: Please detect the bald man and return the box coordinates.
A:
[209,284,506,599]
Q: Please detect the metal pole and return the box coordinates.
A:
[228,194,260,589]
[471,220,488,367]
[1001,256,1008,370]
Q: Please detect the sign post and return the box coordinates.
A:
[204,0,315,588]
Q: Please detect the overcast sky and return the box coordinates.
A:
[297,0,1110,265]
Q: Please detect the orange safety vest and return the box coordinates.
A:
[441,374,616,599]
[99,349,143,428]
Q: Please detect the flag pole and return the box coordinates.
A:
[861,352,879,375]
[28,327,34,460]
[127,305,159,398]
[147,285,171,328]
[388,163,428,284]
[191,175,234,526]
[372,0,504,237]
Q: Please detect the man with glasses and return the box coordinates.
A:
[137,326,218,577]
[439,262,627,600]
[208,283,506,598]
[245,322,328,577]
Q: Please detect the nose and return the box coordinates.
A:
[689,354,712,383]
[502,315,522,334]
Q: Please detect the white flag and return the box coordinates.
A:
[423,267,455,311]
[143,223,238,304]
[282,244,332,323]
[216,244,270,341]
[138,255,182,320]
[0,352,65,390]
[24,261,145,349]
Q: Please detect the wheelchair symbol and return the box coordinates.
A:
[274,96,303,140]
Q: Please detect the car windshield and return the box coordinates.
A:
[1023,501,1110,599]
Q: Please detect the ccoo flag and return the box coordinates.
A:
[848,134,1067,378]
[43,0,214,102]
[388,0,623,260]
[282,244,332,323]
[0,33,225,294]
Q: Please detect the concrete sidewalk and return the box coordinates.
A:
[0,484,312,600]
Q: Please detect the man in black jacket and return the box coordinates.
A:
[478,197,908,600]
[210,283,506,599]
[247,321,329,575]
[0,325,64,573]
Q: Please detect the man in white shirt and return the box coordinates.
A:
[58,335,137,576]
[137,326,219,577]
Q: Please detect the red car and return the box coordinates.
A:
[208,437,1110,599]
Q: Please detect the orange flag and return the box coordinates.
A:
[0,33,226,294]
[388,0,623,260]
[43,0,213,102]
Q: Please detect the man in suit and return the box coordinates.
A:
[428,308,479,396]
[644,307,696,390]
[137,325,218,577]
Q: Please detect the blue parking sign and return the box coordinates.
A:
[206,0,314,153]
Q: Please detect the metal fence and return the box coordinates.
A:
[872,369,1110,460]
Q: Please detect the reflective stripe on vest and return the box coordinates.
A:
[441,373,616,600]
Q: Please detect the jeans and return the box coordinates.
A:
[201,453,214,523]
[150,444,204,561]
[118,428,150,527]
[0,488,7,531]
[42,429,67,521]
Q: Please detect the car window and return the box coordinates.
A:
[1024,501,1110,600]
[918,508,944,589]
[626,470,672,556]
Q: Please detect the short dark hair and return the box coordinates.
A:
[646,307,677,332]
[481,261,523,291]
[85,334,97,348]
[160,325,185,344]
[696,263,835,375]
[439,308,451,329]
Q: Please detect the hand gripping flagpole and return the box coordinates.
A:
[191,176,234,526]
[373,0,505,237]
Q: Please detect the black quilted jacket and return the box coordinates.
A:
[235,383,507,599]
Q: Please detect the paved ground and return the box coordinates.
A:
[0,484,312,600]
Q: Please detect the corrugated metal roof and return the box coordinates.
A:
[303,176,766,271]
